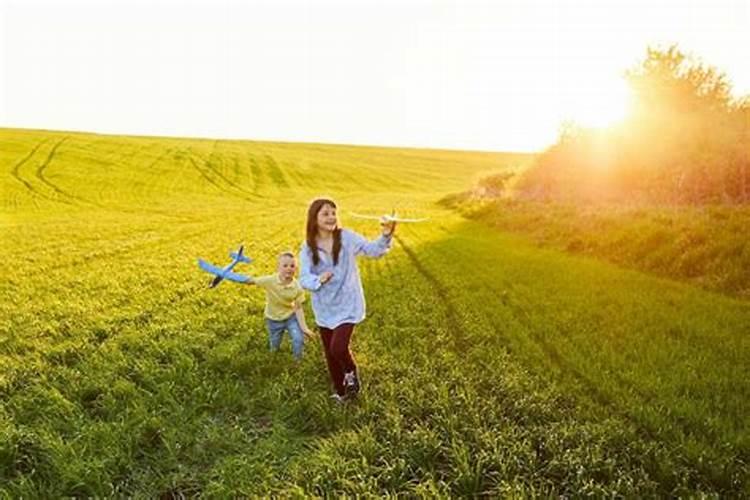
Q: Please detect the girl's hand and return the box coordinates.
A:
[303,329,316,339]
[381,220,397,236]
[320,271,333,284]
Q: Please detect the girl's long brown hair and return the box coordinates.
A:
[306,198,342,266]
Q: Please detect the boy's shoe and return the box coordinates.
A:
[343,371,360,398]
[330,393,346,404]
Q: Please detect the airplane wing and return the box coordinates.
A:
[198,259,225,276]
[352,212,428,223]
[223,270,251,283]
[350,212,384,221]
[392,217,429,223]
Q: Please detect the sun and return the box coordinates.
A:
[569,79,633,129]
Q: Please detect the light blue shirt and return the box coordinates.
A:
[299,228,392,329]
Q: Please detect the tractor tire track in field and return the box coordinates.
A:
[221,146,267,196]
[10,139,48,191]
[229,148,264,193]
[247,153,265,193]
[281,160,311,190]
[186,147,264,202]
[9,138,64,205]
[92,147,204,222]
[10,135,110,209]
[410,225,740,479]
[125,146,178,195]
[30,137,169,215]
[187,153,236,195]
[205,141,266,197]
[264,154,289,188]
[393,231,662,439]
[33,137,84,206]
[240,150,273,192]
[396,224,748,480]
[30,136,128,211]
[468,269,728,456]
[395,230,658,433]
[73,145,204,222]
[438,244,747,488]
[394,234,470,355]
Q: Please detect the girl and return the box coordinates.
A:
[299,198,396,402]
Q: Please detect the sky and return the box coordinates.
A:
[1,0,748,152]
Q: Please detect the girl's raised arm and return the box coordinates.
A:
[348,228,393,258]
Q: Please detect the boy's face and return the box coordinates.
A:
[278,255,297,281]
[316,204,337,233]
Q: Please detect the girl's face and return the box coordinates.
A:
[316,203,337,234]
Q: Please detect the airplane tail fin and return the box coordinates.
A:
[230,253,252,263]
[230,245,252,263]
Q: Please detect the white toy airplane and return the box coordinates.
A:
[198,245,253,288]
[350,209,429,223]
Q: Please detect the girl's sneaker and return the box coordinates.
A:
[330,393,346,404]
[343,371,360,397]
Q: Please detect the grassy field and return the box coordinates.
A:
[441,197,750,299]
[1,128,748,496]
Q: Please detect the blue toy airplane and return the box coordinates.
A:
[198,245,253,288]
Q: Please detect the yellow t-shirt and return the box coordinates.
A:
[254,274,306,321]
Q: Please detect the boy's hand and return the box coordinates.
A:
[303,328,316,339]
[319,271,333,284]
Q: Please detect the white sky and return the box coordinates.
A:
[1,0,748,152]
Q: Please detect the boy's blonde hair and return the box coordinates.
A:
[278,251,296,262]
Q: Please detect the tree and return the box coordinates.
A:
[516,45,750,205]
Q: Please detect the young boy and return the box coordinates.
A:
[245,252,315,361]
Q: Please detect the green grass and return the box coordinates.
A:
[1,128,748,496]
[440,197,750,298]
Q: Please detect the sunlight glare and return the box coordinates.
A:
[569,79,632,129]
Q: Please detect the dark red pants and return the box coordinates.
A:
[319,323,357,396]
